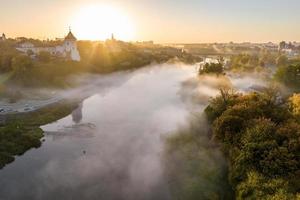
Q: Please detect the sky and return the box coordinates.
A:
[0,0,300,43]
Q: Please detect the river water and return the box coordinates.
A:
[0,63,257,200]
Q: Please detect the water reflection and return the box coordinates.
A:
[72,103,83,124]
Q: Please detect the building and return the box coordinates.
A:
[0,33,6,41]
[16,30,81,61]
[105,33,122,53]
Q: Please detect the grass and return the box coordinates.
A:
[0,72,13,84]
[0,100,79,169]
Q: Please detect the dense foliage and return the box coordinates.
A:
[289,94,300,118]
[0,40,19,73]
[199,62,224,75]
[228,53,276,73]
[274,63,300,90]
[205,90,300,199]
[1,39,192,89]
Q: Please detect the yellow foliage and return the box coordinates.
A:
[289,94,300,116]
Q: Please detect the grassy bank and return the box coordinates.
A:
[0,101,79,169]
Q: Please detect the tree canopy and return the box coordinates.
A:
[205,90,300,199]
[199,62,224,75]
[274,64,300,89]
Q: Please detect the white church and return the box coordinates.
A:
[0,33,6,41]
[16,30,81,61]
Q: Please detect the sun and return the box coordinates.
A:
[70,5,135,41]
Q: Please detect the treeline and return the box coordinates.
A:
[274,64,300,90]
[227,51,300,73]
[228,52,276,72]
[0,40,20,73]
[1,39,187,89]
[199,53,300,92]
[78,40,154,74]
[205,90,300,199]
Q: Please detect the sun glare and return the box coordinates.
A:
[70,5,135,41]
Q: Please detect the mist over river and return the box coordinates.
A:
[0,63,264,200]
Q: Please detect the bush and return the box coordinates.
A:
[199,62,224,75]
[274,64,300,89]
[11,55,33,82]
[236,171,294,200]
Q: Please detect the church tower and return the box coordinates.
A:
[63,28,80,61]
[0,33,6,41]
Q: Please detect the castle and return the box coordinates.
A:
[16,30,81,61]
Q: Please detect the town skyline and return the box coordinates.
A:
[1,0,300,43]
[2,30,300,45]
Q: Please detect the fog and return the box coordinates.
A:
[0,63,267,200]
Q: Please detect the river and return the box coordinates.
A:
[0,63,264,200]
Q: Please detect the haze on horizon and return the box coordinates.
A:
[1,0,300,43]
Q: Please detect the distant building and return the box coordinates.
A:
[135,41,154,46]
[105,33,122,53]
[0,33,6,41]
[263,42,278,51]
[16,30,81,61]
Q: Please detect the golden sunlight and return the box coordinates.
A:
[70,5,135,41]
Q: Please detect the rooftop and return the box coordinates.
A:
[65,31,77,40]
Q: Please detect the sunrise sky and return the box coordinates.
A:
[1,0,300,43]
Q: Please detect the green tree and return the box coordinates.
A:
[236,171,294,200]
[279,41,286,50]
[276,55,288,67]
[206,91,300,199]
[199,62,224,75]
[37,51,51,62]
[274,64,300,89]
[12,55,33,82]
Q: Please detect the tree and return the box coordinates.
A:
[12,55,33,82]
[289,93,300,117]
[276,55,288,67]
[206,91,300,199]
[205,89,239,122]
[0,53,13,72]
[37,51,51,62]
[199,62,224,75]
[236,171,293,200]
[274,64,300,89]
[279,41,286,50]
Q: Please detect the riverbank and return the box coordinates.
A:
[0,63,160,169]
[0,63,200,199]
[0,100,80,169]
